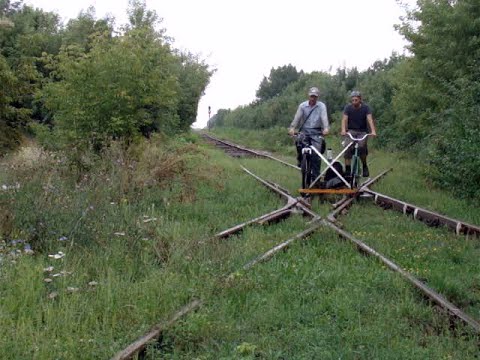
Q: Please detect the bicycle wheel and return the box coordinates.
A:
[350,155,359,189]
[301,152,312,190]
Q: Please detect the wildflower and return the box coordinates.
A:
[11,239,25,245]
[48,251,65,260]
[24,244,34,255]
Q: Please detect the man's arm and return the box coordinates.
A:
[288,105,303,136]
[340,113,348,135]
[320,103,329,136]
[367,114,377,136]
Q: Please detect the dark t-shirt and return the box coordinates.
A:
[343,103,372,131]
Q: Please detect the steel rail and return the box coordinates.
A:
[202,133,300,170]
[323,220,480,333]
[112,165,320,359]
[241,223,323,271]
[327,169,393,222]
[241,166,319,219]
[113,164,480,359]
[242,166,480,333]
[332,195,348,209]
[111,299,203,360]
[366,190,480,237]
[215,201,296,239]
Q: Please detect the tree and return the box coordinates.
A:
[41,1,211,150]
[207,109,230,128]
[62,6,114,52]
[42,30,180,150]
[0,0,22,17]
[0,54,30,153]
[392,0,480,198]
[0,2,62,126]
[174,51,212,131]
[255,64,302,102]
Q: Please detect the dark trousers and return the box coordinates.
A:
[296,133,325,180]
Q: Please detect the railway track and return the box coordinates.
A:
[113,133,480,359]
[201,132,299,170]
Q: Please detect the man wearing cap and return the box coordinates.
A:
[341,90,377,177]
[288,87,330,183]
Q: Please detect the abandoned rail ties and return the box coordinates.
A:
[113,133,480,358]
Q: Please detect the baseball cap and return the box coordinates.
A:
[308,87,320,97]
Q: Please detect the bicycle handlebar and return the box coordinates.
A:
[345,132,373,142]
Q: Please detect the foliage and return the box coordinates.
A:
[173,51,212,132]
[40,1,210,152]
[207,1,480,200]
[209,70,356,131]
[0,0,210,156]
[392,0,480,196]
[41,29,180,151]
[255,64,303,102]
[61,6,114,52]
[207,108,230,129]
[426,79,480,199]
[0,54,30,153]
[0,1,62,150]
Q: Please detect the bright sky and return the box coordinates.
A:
[26,0,416,129]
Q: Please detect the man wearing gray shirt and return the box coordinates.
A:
[288,87,330,182]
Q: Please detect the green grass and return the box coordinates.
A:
[1,130,479,359]
[154,231,479,359]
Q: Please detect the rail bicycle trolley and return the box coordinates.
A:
[298,133,373,196]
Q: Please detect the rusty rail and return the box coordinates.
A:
[327,169,393,222]
[323,220,480,333]
[241,223,322,271]
[111,299,203,360]
[215,201,296,239]
[202,133,300,170]
[366,190,480,237]
[241,167,480,333]
[241,166,319,219]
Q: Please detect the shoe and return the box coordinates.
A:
[362,165,369,177]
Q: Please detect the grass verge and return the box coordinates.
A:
[0,129,479,358]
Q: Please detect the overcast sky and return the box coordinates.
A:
[25,0,416,128]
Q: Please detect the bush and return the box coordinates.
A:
[0,124,22,155]
[426,81,480,200]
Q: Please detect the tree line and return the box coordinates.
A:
[208,0,480,200]
[0,0,212,153]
